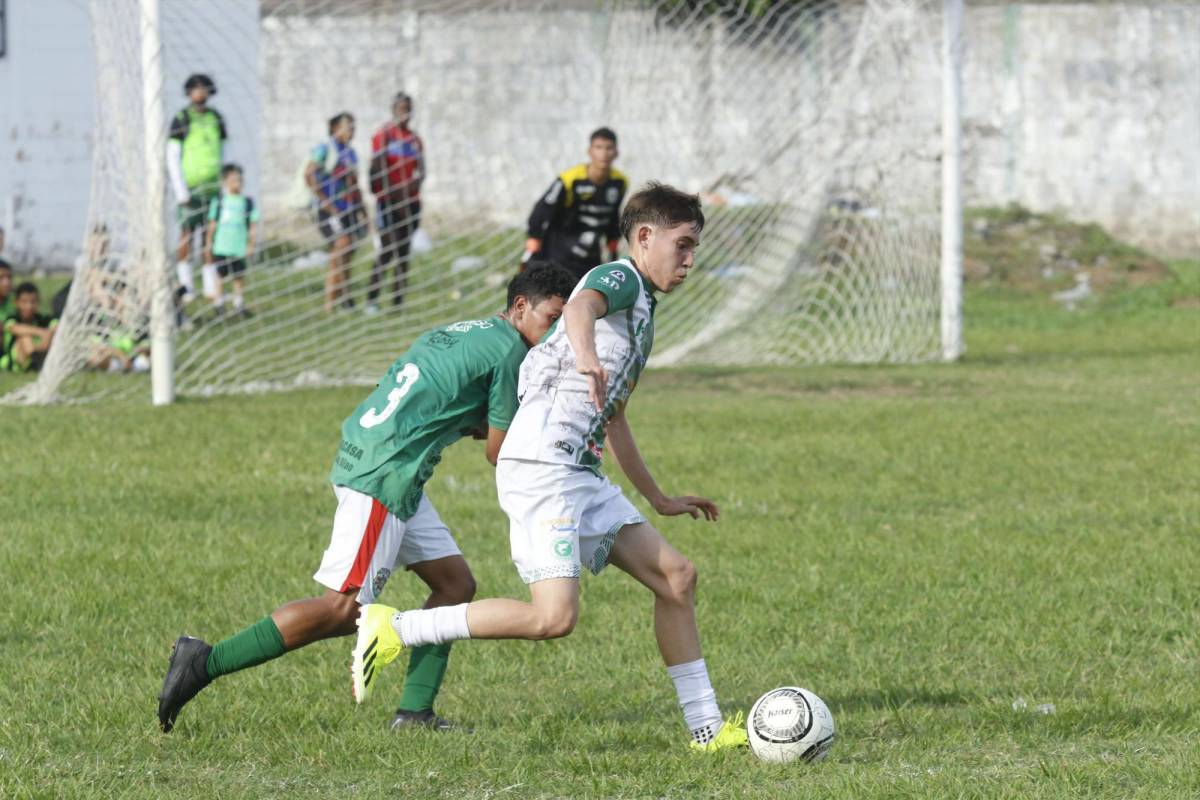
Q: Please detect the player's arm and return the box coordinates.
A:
[248,203,260,258]
[485,426,507,466]
[563,288,608,410]
[523,176,566,268]
[166,112,189,204]
[368,131,387,195]
[203,201,217,262]
[606,407,719,521]
[304,147,336,216]
[6,320,52,339]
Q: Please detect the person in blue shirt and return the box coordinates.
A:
[305,112,366,313]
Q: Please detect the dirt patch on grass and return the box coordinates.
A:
[964,206,1172,296]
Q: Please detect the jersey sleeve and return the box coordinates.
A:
[168,111,188,142]
[581,263,641,315]
[207,198,220,221]
[249,199,261,222]
[486,341,525,431]
[309,142,328,167]
[371,128,385,157]
[527,177,566,238]
[213,109,228,140]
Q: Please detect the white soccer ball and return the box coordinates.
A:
[747,686,836,764]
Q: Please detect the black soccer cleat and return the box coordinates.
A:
[389,708,473,734]
[158,635,213,733]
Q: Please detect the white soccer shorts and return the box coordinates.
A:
[313,485,461,604]
[496,459,646,584]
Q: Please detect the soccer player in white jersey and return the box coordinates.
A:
[353,183,747,752]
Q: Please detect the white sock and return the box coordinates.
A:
[391,604,471,648]
[233,291,245,311]
[176,261,194,294]
[200,264,219,299]
[667,658,723,744]
[213,296,225,310]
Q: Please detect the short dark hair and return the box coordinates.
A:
[328,112,354,135]
[590,127,617,145]
[0,261,11,275]
[220,163,243,178]
[507,260,577,309]
[15,281,39,299]
[393,92,413,110]
[619,182,705,242]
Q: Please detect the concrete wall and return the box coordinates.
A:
[3,2,1198,268]
[0,0,258,271]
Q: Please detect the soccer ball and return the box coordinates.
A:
[747,687,836,764]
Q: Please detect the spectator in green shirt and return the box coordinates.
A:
[204,164,260,320]
[167,74,227,304]
[2,283,57,373]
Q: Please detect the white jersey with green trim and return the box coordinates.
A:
[499,258,656,474]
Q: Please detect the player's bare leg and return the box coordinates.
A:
[271,588,360,647]
[609,521,744,751]
[463,577,579,640]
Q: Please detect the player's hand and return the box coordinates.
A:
[576,357,607,411]
[653,495,720,522]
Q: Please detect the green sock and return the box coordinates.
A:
[205,616,287,680]
[397,643,452,713]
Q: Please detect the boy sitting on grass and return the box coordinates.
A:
[2,283,57,372]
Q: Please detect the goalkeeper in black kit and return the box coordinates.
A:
[522,127,628,282]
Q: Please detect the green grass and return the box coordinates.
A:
[1,271,1198,798]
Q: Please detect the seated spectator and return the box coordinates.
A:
[2,283,57,373]
[0,260,13,321]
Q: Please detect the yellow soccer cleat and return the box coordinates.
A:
[689,712,749,753]
[351,604,405,704]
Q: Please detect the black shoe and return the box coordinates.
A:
[389,708,472,733]
[158,636,213,733]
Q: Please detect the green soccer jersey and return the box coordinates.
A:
[208,193,260,258]
[330,315,527,519]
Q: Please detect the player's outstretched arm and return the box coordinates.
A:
[564,289,609,410]
[484,426,507,466]
[607,408,719,522]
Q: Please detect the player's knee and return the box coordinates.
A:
[663,557,698,604]
[532,605,577,640]
[325,591,361,628]
[444,571,477,604]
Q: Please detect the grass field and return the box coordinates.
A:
[1,266,1198,798]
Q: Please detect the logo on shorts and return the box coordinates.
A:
[553,538,574,558]
[371,567,392,597]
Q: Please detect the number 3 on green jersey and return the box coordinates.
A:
[359,363,420,429]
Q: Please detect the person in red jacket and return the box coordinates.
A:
[368,93,425,314]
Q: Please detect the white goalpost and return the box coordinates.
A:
[3,0,963,406]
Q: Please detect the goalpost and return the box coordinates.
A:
[4,0,962,406]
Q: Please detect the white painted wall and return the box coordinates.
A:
[0,0,94,269]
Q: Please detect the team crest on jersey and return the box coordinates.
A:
[371,568,392,597]
[444,319,494,333]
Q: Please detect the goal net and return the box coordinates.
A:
[5,0,951,404]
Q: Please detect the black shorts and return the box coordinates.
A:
[317,206,366,246]
[215,257,247,278]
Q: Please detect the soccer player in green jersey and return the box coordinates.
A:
[158,262,577,734]
[168,74,227,303]
[354,183,749,753]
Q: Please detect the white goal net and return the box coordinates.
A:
[5,0,953,405]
